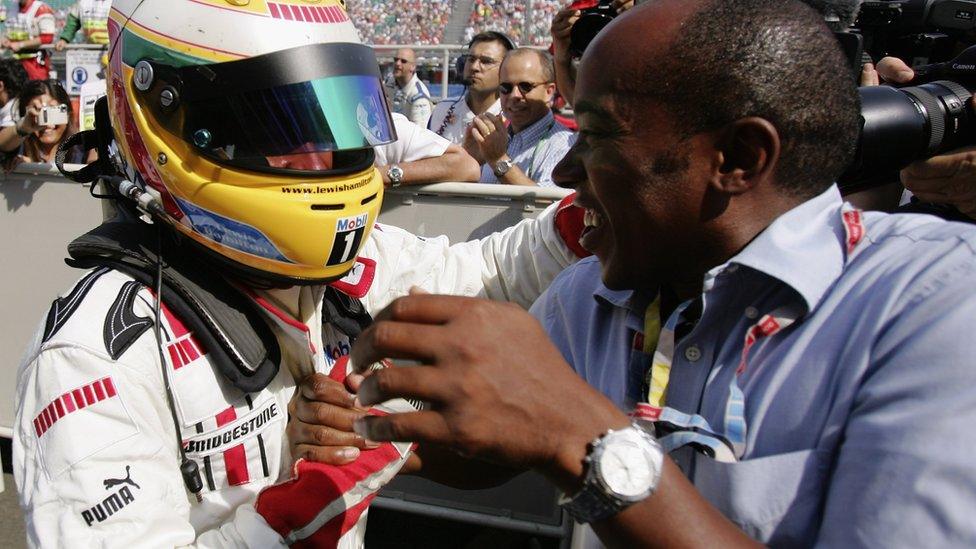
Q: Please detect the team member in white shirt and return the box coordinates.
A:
[428,31,514,144]
[375,113,480,187]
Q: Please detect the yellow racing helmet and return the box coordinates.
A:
[104,0,394,285]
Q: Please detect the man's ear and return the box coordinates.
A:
[712,117,780,195]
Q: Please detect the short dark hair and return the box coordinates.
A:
[502,48,556,83]
[0,59,28,99]
[468,31,516,52]
[619,0,860,197]
[18,79,72,119]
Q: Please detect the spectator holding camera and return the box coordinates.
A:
[7,79,88,167]
[465,48,576,186]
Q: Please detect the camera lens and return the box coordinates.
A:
[840,80,974,192]
[569,2,617,57]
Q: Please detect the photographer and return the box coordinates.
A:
[550,0,634,106]
[862,56,976,220]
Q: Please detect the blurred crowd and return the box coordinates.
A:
[345,0,567,47]
[346,0,454,45]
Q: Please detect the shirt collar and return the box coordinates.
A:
[592,185,847,316]
[713,185,847,314]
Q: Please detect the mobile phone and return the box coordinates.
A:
[39,104,68,126]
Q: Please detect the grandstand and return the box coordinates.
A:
[347,0,565,46]
[0,1,564,47]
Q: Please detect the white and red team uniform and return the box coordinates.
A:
[10,0,56,80]
[14,201,586,548]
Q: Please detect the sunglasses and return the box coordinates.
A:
[498,81,550,95]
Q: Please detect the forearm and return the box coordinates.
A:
[59,14,81,43]
[539,399,758,548]
[0,124,25,152]
[384,147,480,185]
[554,54,576,107]
[498,163,539,186]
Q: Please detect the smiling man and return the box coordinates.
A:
[349,0,976,546]
[465,48,576,186]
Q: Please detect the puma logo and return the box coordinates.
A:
[103,465,140,491]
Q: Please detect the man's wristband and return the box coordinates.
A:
[15,125,30,138]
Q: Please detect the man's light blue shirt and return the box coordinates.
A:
[531,186,976,546]
[479,111,576,187]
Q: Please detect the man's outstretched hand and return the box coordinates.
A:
[349,294,628,491]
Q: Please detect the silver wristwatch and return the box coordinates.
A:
[386,164,404,187]
[492,158,513,178]
[559,422,664,524]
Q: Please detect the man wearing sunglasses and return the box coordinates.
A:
[390,48,433,128]
[464,48,576,187]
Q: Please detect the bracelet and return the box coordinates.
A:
[15,125,29,138]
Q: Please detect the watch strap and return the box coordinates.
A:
[386,164,403,187]
[492,158,513,178]
[558,423,663,524]
[559,480,622,523]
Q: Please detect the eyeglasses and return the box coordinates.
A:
[498,81,550,95]
[393,57,412,64]
[463,54,500,68]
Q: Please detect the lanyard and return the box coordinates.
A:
[434,96,464,137]
[630,206,868,459]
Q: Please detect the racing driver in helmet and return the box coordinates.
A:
[12,1,586,547]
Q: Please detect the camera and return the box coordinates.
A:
[856,0,976,65]
[38,104,68,126]
[569,0,618,57]
[840,45,976,193]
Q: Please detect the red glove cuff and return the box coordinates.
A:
[554,192,591,259]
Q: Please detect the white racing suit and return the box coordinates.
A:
[13,198,583,548]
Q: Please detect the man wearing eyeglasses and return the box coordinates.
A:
[390,48,433,128]
[465,48,576,187]
[429,32,511,144]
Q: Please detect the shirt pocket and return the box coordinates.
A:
[692,448,832,547]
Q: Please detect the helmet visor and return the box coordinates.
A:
[145,43,396,175]
[185,75,393,173]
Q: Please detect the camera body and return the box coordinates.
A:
[39,104,68,126]
[569,0,618,57]
[855,0,976,66]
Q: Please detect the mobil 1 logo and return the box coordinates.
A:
[328,213,369,266]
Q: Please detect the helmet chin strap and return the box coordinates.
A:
[56,96,118,184]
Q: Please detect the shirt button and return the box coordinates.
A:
[745,306,759,320]
[684,345,702,362]
[725,264,739,274]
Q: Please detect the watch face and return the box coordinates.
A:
[596,433,657,498]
